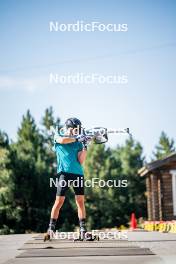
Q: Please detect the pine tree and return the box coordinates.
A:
[0,131,9,148]
[0,131,13,234]
[84,138,146,229]
[153,131,175,159]
[42,107,55,130]
[84,143,111,229]
[117,138,146,221]
[9,110,46,232]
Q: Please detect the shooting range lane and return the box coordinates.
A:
[15,232,155,258]
[16,248,154,257]
[19,244,139,249]
[20,241,139,249]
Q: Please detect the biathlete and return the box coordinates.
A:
[44,117,90,241]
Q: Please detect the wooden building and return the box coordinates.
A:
[138,153,176,221]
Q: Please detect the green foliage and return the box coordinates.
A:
[84,138,146,229]
[42,106,60,130]
[153,131,175,159]
[2,107,167,234]
[116,138,146,219]
[0,134,14,234]
[8,110,48,232]
[0,131,9,148]
[0,107,78,233]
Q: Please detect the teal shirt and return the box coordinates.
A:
[54,141,84,175]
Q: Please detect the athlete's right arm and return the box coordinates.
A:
[54,134,87,144]
[54,135,76,144]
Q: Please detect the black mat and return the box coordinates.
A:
[33,233,128,241]
[20,242,138,250]
[16,247,154,258]
[25,239,129,244]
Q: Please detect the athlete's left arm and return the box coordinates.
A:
[78,150,87,164]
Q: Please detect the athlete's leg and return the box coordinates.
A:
[47,173,68,233]
[75,195,87,239]
[75,195,86,219]
[73,174,86,239]
[51,196,65,219]
[47,196,65,233]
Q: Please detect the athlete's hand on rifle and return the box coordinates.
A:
[76,135,92,150]
[76,134,88,142]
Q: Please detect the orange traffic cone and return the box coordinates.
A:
[130,213,137,230]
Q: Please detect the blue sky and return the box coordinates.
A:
[0,0,176,160]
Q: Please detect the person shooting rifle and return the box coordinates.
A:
[44,117,131,241]
[44,117,91,241]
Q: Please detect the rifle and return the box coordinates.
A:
[83,127,132,144]
[50,126,132,145]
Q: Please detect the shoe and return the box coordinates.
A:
[44,229,55,242]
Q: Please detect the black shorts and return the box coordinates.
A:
[56,172,84,196]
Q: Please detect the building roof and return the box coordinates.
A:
[138,152,176,177]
